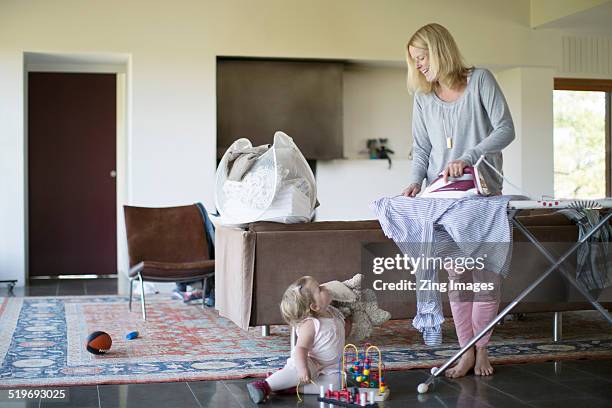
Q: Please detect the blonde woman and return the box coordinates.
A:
[403,23,515,377]
[246,276,350,404]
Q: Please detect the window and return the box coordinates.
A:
[554,79,612,198]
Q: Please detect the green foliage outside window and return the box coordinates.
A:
[554,90,606,198]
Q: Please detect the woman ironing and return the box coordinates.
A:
[402,23,515,377]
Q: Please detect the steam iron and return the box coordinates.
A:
[420,166,490,198]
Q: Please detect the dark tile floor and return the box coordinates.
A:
[1,279,610,407]
[1,278,118,297]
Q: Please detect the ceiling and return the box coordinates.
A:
[536,2,612,34]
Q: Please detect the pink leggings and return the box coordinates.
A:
[450,301,499,348]
[448,269,500,348]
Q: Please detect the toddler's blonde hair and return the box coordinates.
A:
[405,23,472,94]
[280,276,321,327]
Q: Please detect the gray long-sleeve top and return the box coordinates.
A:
[409,68,515,194]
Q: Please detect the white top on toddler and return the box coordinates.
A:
[294,305,345,376]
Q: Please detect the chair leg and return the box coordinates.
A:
[129,279,133,311]
[553,311,563,342]
[139,273,147,320]
[202,278,206,309]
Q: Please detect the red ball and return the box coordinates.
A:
[86,331,112,355]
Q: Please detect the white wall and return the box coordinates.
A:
[1,0,611,285]
[343,64,412,159]
[316,160,412,221]
[315,64,413,221]
[496,67,555,198]
[520,68,555,198]
[495,69,525,195]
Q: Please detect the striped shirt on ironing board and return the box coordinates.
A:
[370,195,512,346]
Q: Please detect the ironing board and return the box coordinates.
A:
[417,198,612,394]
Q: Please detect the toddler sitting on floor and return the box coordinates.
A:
[247,276,351,403]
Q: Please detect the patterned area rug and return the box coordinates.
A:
[0,295,611,387]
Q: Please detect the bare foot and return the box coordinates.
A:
[445,347,475,378]
[474,347,494,376]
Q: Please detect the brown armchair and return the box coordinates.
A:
[123,204,215,319]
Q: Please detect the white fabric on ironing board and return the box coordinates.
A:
[370,195,512,346]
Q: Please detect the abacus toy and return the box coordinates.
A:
[318,385,378,408]
[343,344,390,402]
[316,344,390,406]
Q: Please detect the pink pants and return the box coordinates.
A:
[450,301,499,348]
[448,269,500,348]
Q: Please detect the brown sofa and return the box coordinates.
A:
[215,211,611,330]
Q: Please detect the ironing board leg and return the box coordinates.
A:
[512,216,612,325]
[417,211,612,394]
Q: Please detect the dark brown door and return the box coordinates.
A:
[28,72,117,277]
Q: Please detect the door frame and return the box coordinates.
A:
[24,53,131,284]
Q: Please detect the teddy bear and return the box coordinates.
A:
[322,273,391,343]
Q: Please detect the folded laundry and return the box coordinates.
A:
[226,144,271,181]
[558,208,612,291]
[215,131,318,225]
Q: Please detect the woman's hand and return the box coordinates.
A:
[442,160,468,182]
[402,183,421,197]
